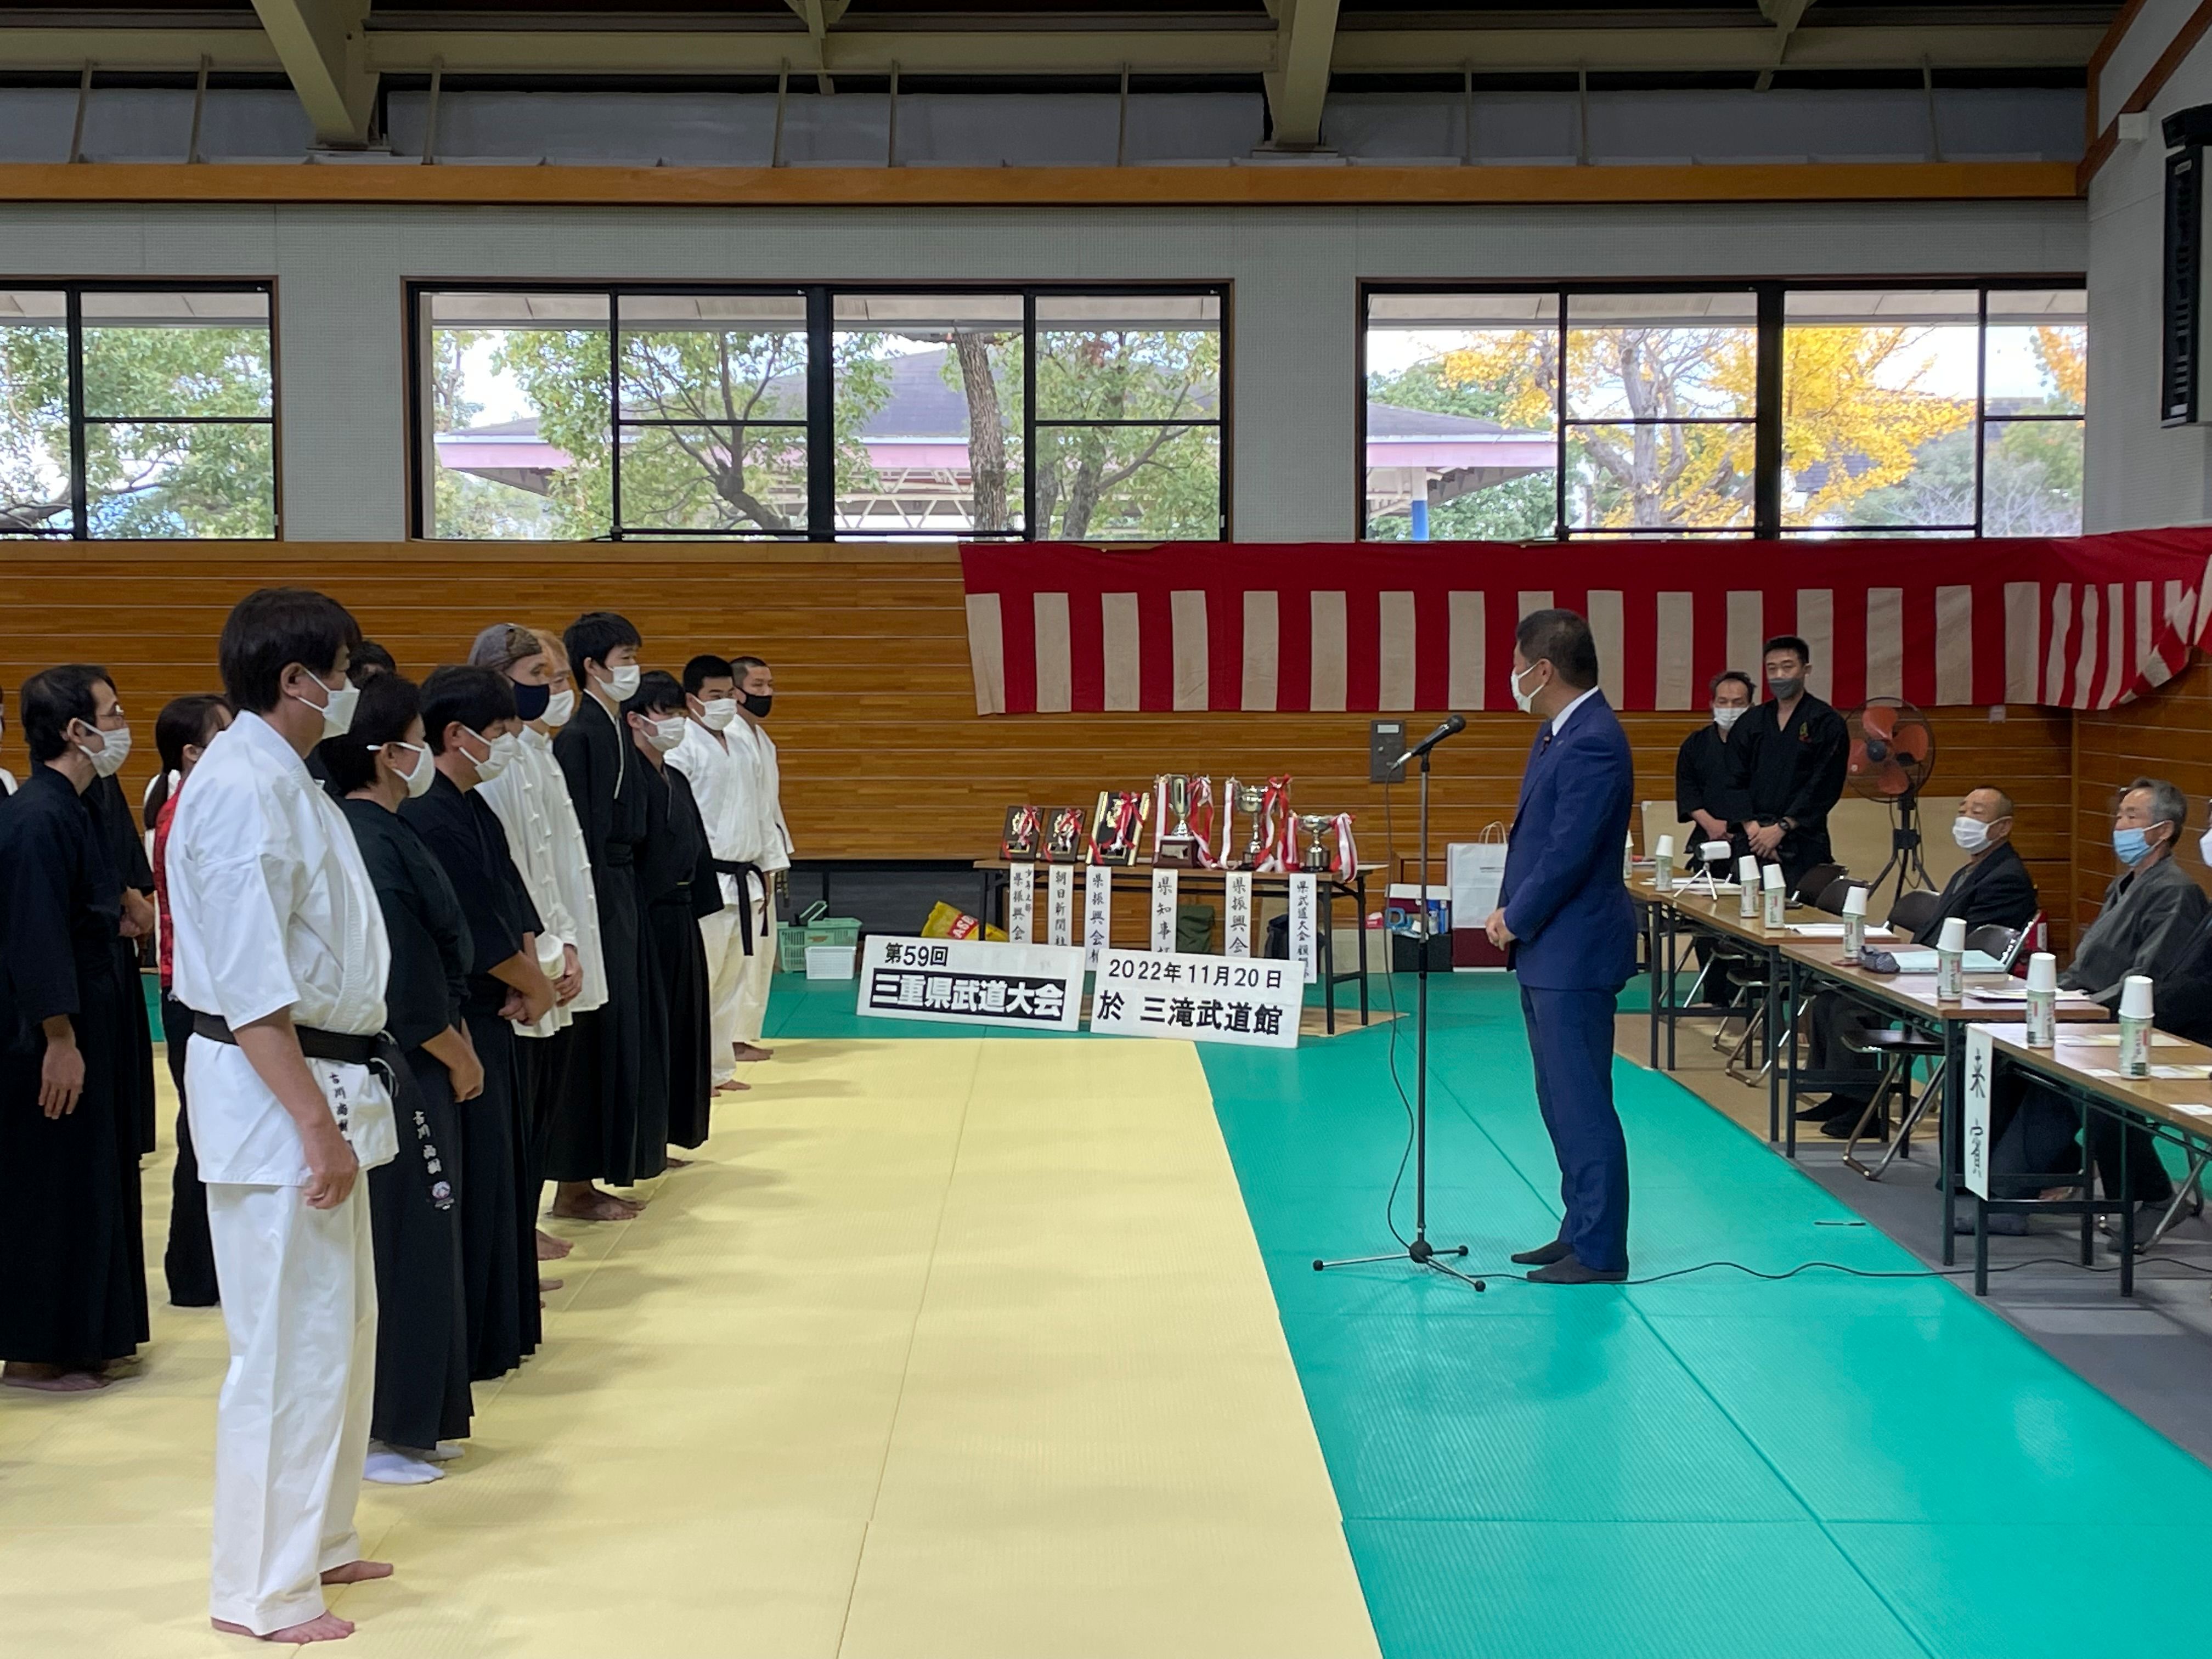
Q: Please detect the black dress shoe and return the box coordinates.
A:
[1510,1239,1573,1266]
[1526,1256,1629,1284]
[1796,1094,1864,1122]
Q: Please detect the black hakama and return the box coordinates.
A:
[550,696,669,1187]
[158,988,219,1306]
[640,761,724,1150]
[0,768,149,1370]
[87,775,159,1158]
[340,798,478,1440]
[400,775,545,1376]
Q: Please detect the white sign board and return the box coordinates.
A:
[1007,862,1035,944]
[1288,872,1319,985]
[1047,865,1075,946]
[1150,867,1180,952]
[1223,871,1254,958]
[1083,866,1113,969]
[1088,949,1302,1049]
[1963,1024,1994,1200]
[857,935,1085,1032]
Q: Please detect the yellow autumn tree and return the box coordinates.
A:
[1436,323,1972,531]
[2034,325,2087,411]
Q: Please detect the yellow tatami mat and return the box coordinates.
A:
[0,1037,1379,1658]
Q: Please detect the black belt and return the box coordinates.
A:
[189,1013,452,1212]
[710,860,764,955]
[194,1011,382,1066]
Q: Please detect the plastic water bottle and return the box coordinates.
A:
[2024,952,2058,1048]
[1737,854,1760,920]
[1654,833,1675,893]
[1841,885,1867,958]
[2119,974,2154,1078]
[1935,915,1966,1000]
[1761,863,1786,929]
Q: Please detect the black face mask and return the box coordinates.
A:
[741,691,772,719]
[511,680,551,722]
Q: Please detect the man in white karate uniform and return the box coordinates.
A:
[668,653,763,1090]
[168,588,398,1645]
[720,654,790,1066]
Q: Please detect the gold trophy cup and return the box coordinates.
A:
[1154,773,1199,867]
[1296,814,1334,873]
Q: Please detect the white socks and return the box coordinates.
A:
[364,1443,444,1485]
[428,1441,466,1463]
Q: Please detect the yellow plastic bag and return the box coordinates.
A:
[921,900,1007,943]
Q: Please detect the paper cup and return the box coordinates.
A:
[1840,886,1867,917]
[2025,952,2058,993]
[1762,863,1785,890]
[1655,834,1675,860]
[2120,974,2154,1020]
[1937,917,1967,952]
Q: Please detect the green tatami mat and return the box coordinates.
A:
[1199,973,2212,1659]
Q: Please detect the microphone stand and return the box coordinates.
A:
[1314,742,1480,1289]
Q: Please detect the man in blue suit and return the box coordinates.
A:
[1484,608,1638,1284]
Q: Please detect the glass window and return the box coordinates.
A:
[1032,294,1223,541]
[1563,292,1756,534]
[1363,283,2085,541]
[833,293,1025,536]
[416,286,1226,542]
[1,286,274,540]
[1363,293,1558,541]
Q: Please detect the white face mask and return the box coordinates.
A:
[292,668,359,738]
[387,740,435,799]
[1952,815,1990,854]
[2200,823,2212,868]
[1508,663,1541,715]
[466,727,519,782]
[649,715,687,754]
[597,663,642,702]
[78,720,131,778]
[1712,705,1746,731]
[543,687,576,729]
[698,698,737,732]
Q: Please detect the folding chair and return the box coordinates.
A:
[1838,1024,1948,1180]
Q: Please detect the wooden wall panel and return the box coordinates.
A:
[2074,657,2212,935]
[0,544,2075,944]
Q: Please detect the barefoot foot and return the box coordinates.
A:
[212,1613,356,1644]
[713,1078,750,1093]
[319,1560,392,1585]
[549,1194,637,1222]
[732,1042,774,1062]
[663,1155,693,1169]
[540,1277,564,1292]
[535,1229,573,1261]
[2,1362,109,1393]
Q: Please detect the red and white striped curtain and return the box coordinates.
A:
[961,532,2212,715]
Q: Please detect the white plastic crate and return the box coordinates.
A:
[805,944,859,980]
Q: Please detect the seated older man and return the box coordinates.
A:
[1971,777,2205,1235]
[1802,787,2039,1136]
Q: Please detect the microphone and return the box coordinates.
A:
[1392,714,1465,770]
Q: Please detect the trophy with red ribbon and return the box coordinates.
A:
[1153,774,1199,867]
[1001,804,1042,862]
[1089,789,1150,866]
[1041,805,1086,864]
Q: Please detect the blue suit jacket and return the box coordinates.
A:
[1500,690,1638,992]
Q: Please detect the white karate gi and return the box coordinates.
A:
[478,724,608,1036]
[670,717,760,1079]
[168,712,397,1637]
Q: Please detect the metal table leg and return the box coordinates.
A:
[1356,870,1371,1026]
[1765,944,1782,1144]
[1940,1020,1963,1266]
[1783,954,1798,1159]
[1321,910,1337,1035]
[1645,902,1660,1069]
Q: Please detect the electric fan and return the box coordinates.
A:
[1844,697,1937,904]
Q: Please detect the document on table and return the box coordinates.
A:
[1886,949,2007,974]
[2082,1065,2212,1080]
[2059,1031,2189,1047]
[1963,987,2104,1009]
[1786,924,1898,939]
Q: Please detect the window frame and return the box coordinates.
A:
[0,277,281,541]
[1357,276,2086,543]
[408,280,1232,543]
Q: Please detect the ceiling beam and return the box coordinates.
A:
[1263,0,1341,148]
[248,1,375,146]
[1753,0,1812,91]
[0,20,2104,81]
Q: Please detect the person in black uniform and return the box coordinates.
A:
[320,672,479,1485]
[1729,634,1849,889]
[548,611,669,1222]
[1675,669,1756,864]
[1803,787,2040,1133]
[400,666,555,1383]
[83,726,160,1161]
[0,665,148,1392]
[622,672,724,1163]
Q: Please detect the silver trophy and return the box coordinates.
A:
[1296,814,1334,873]
[1226,777,1268,869]
[1154,773,1198,867]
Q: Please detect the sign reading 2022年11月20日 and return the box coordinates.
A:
[1087,949,1303,1049]
[856,935,1087,1032]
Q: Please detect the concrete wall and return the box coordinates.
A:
[0,197,2085,541]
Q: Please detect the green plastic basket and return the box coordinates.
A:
[776,901,862,972]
